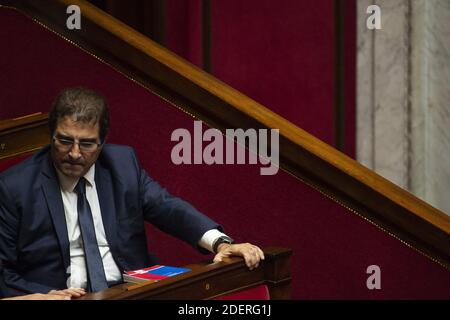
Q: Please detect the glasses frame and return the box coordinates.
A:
[52,135,103,152]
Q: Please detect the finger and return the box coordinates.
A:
[249,246,264,267]
[49,290,71,296]
[247,248,262,269]
[68,288,86,296]
[52,289,76,297]
[65,290,81,297]
[243,251,258,270]
[251,246,264,263]
[257,247,265,260]
[47,294,71,300]
[213,253,224,263]
[66,289,86,297]
[75,289,86,296]
[71,288,86,294]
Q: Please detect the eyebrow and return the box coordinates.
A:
[55,133,98,143]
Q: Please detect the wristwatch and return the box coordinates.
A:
[213,236,234,253]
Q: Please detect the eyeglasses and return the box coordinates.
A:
[53,135,102,152]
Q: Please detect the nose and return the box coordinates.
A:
[68,143,82,160]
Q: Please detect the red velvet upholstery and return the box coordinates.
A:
[216,284,270,300]
[166,0,203,69]
[1,7,449,299]
[166,0,356,157]
[211,1,335,149]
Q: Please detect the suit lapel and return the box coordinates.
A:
[41,156,70,273]
[95,163,118,254]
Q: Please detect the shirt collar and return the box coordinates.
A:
[56,164,96,192]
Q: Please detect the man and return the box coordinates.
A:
[0,87,264,295]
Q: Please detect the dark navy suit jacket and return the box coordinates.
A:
[0,144,220,294]
[0,262,8,298]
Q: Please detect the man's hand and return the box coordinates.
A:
[213,243,265,270]
[3,293,71,300]
[2,288,86,300]
[48,287,86,299]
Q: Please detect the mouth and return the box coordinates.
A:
[63,161,84,167]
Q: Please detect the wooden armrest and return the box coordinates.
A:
[78,246,292,300]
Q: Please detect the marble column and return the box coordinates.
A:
[410,0,450,213]
[357,0,450,215]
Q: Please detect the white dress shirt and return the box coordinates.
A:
[56,164,227,289]
[57,164,121,289]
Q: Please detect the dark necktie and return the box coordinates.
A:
[75,177,108,292]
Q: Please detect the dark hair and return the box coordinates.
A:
[49,87,109,142]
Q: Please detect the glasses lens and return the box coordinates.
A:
[56,138,73,148]
[79,142,98,151]
[54,137,98,152]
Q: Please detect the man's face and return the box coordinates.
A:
[51,116,102,179]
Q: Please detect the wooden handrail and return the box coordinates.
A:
[1,0,449,268]
[0,112,46,131]
[0,113,49,159]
